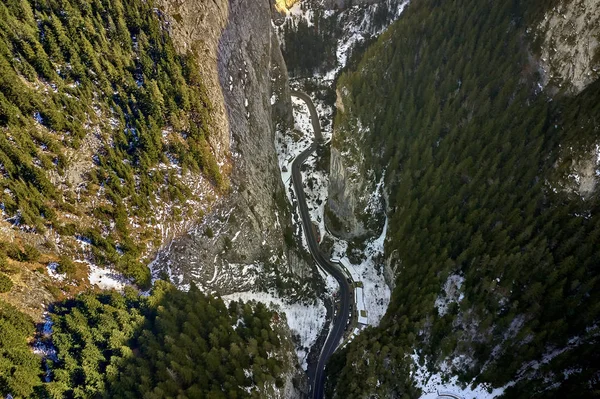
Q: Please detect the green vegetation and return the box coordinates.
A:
[22,244,40,262]
[0,301,42,398]
[0,273,13,293]
[326,0,600,397]
[56,256,77,278]
[0,0,222,286]
[1,282,287,398]
[46,282,284,398]
[0,252,9,273]
[283,10,339,76]
[108,284,285,398]
[282,2,403,77]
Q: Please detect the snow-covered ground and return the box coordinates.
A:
[316,262,340,295]
[411,353,509,399]
[46,262,66,281]
[277,0,409,329]
[87,262,132,291]
[46,258,131,291]
[332,217,391,326]
[435,274,465,316]
[321,0,409,80]
[276,97,314,198]
[276,95,317,251]
[300,151,329,241]
[223,291,326,371]
[276,97,391,326]
[278,0,410,81]
[277,93,331,273]
[33,314,58,382]
[271,0,410,363]
[309,94,334,142]
[286,1,315,27]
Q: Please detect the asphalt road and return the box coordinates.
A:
[290,91,323,142]
[290,93,351,399]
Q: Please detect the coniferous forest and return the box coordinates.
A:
[0,1,288,398]
[1,0,600,398]
[2,282,286,398]
[326,0,600,397]
[0,0,222,287]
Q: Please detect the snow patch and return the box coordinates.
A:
[300,151,329,242]
[223,291,326,371]
[275,95,316,251]
[88,263,131,290]
[332,216,391,326]
[411,352,510,399]
[33,314,58,382]
[317,0,410,81]
[46,262,66,281]
[435,274,465,316]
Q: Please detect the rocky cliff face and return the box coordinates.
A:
[326,88,385,240]
[156,0,230,160]
[534,0,600,94]
[152,0,312,296]
[151,2,310,395]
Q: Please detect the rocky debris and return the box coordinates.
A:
[534,0,600,94]
[0,267,55,321]
[151,0,312,295]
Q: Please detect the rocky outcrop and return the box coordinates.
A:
[156,0,230,159]
[151,0,312,296]
[551,142,600,199]
[326,87,384,240]
[535,0,600,94]
[150,3,310,394]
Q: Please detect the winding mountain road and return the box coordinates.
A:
[290,92,351,399]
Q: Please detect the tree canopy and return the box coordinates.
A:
[326,0,600,397]
[0,0,222,287]
[1,282,288,399]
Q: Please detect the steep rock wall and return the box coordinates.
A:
[326,87,384,240]
[152,0,312,294]
[535,0,600,94]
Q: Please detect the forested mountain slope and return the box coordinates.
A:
[0,0,310,397]
[1,282,300,398]
[0,0,223,292]
[0,0,309,317]
[326,0,600,397]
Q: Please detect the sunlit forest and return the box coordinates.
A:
[2,282,286,398]
[0,0,222,287]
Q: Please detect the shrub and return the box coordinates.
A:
[0,251,8,271]
[0,273,13,293]
[57,256,78,278]
[23,244,40,262]
[5,243,23,261]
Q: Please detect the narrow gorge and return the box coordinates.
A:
[1,0,599,398]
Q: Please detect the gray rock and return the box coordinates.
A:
[326,87,384,240]
[534,0,600,94]
[152,0,312,296]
